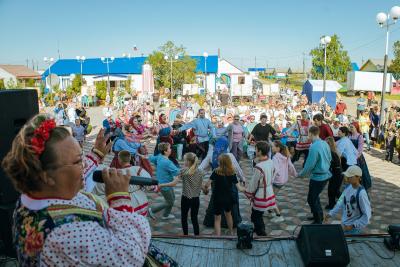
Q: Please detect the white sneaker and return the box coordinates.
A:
[161,214,175,220]
[271,215,285,223]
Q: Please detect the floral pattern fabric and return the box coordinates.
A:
[13,192,151,266]
[13,194,104,266]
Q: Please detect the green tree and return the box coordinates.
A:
[95,81,108,100]
[310,34,351,82]
[26,78,36,87]
[124,76,132,93]
[66,74,83,97]
[6,78,18,89]
[0,79,5,90]
[388,40,400,80]
[148,41,197,97]
[159,41,186,60]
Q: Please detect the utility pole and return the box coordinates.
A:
[57,40,61,59]
[26,59,29,68]
[254,56,257,68]
[303,52,306,81]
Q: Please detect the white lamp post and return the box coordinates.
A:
[376,6,400,129]
[101,56,115,98]
[320,35,331,100]
[43,57,54,91]
[76,56,85,87]
[164,54,179,99]
[203,52,208,96]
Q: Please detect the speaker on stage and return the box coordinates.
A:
[296,224,350,267]
[0,89,38,257]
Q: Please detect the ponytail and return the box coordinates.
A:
[274,140,289,158]
[183,152,199,175]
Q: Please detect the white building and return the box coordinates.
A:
[42,56,219,96]
[217,59,253,96]
[0,65,41,88]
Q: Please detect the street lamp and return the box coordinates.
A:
[376,6,400,129]
[101,56,115,98]
[76,56,85,87]
[43,57,54,92]
[164,54,179,99]
[203,52,208,96]
[320,35,331,100]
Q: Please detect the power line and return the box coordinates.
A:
[347,26,400,53]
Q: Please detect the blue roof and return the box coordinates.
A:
[248,68,266,72]
[351,62,359,71]
[42,55,218,79]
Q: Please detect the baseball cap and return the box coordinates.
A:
[334,118,340,122]
[343,165,362,178]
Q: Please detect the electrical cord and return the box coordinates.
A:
[152,237,281,257]
[347,239,396,260]
[238,241,273,257]
[153,229,396,259]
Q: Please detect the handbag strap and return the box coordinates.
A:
[253,166,267,198]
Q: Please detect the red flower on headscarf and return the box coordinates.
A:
[30,119,56,156]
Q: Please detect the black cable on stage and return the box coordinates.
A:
[347,239,396,260]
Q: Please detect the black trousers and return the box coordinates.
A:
[250,208,266,236]
[386,145,395,161]
[292,149,309,167]
[181,196,200,235]
[328,171,343,207]
[307,179,328,223]
[196,141,209,161]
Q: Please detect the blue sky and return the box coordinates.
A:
[1,0,400,70]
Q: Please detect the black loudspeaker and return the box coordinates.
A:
[296,224,350,267]
[0,89,38,257]
[236,222,254,249]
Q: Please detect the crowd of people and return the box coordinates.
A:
[3,88,400,265]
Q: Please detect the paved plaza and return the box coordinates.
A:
[80,102,400,237]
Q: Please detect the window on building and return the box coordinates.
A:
[238,76,245,85]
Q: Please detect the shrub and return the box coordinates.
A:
[95,81,107,100]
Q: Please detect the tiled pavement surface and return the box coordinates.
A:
[84,134,400,237]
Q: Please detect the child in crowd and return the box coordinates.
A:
[269,141,297,222]
[92,150,152,217]
[203,154,244,236]
[325,165,371,234]
[244,141,275,236]
[146,142,180,220]
[281,121,298,157]
[72,118,85,147]
[385,129,397,162]
[325,137,343,210]
[159,153,204,236]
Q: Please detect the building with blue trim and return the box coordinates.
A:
[43,55,218,95]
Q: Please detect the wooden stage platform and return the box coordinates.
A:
[152,236,399,267]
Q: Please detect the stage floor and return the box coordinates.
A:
[151,236,399,267]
